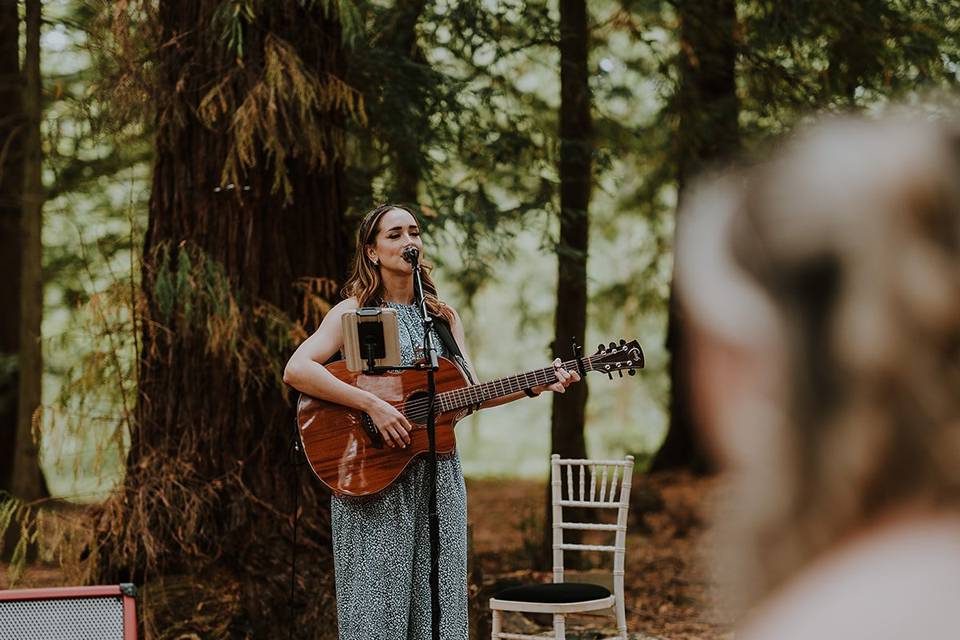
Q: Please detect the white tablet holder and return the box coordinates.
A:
[341,307,403,373]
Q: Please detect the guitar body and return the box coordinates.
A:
[297,357,471,497]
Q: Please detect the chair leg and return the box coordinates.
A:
[616,599,628,639]
[491,609,501,639]
[553,613,565,639]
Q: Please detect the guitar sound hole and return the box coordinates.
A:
[404,391,433,426]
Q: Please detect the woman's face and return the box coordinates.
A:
[366,208,423,273]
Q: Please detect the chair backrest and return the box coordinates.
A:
[551,454,635,585]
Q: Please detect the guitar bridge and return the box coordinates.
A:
[361,414,384,448]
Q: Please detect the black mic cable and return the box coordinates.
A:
[288,426,307,640]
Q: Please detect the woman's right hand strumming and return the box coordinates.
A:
[367,399,412,448]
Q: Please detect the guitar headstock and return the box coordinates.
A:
[587,339,644,378]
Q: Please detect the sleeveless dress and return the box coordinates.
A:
[331,302,470,640]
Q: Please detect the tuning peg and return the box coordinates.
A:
[620,339,626,346]
[607,372,613,380]
[628,369,637,376]
[618,370,624,378]
[608,342,616,350]
[598,344,605,353]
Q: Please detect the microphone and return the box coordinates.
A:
[401,246,420,266]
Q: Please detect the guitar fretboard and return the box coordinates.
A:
[398,341,642,423]
[418,357,596,419]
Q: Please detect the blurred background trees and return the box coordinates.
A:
[655,0,739,473]
[654,0,960,470]
[0,0,25,496]
[1,0,959,636]
[13,0,48,503]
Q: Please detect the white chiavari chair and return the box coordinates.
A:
[489,454,635,639]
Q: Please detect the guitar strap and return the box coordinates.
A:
[432,315,477,386]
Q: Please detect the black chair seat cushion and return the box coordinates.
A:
[494,582,611,603]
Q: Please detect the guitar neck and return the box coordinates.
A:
[436,356,598,415]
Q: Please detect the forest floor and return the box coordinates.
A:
[467,470,734,640]
[2,471,732,639]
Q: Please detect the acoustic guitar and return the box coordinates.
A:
[297,340,644,496]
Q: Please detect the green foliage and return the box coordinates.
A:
[330,0,365,46]
[215,0,364,54]
[398,1,676,476]
[738,0,960,139]
[84,1,367,204]
[199,33,366,201]
[0,497,33,584]
[0,493,91,586]
[149,242,309,393]
[213,0,257,57]
[44,239,140,497]
[400,0,676,326]
[345,0,563,269]
[28,0,152,499]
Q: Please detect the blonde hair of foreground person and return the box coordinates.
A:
[677,114,960,639]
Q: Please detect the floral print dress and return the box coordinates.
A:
[331,302,469,640]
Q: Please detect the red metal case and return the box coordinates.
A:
[0,584,137,639]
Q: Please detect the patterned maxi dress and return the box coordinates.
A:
[331,302,469,640]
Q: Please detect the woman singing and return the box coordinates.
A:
[283,203,579,639]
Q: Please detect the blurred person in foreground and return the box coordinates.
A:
[677,114,960,639]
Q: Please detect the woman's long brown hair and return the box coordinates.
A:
[342,203,455,325]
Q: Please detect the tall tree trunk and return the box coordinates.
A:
[383,0,426,204]
[94,3,350,637]
[552,0,591,472]
[0,0,22,492]
[651,0,739,472]
[12,0,48,501]
[541,0,592,567]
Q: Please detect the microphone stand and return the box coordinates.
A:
[407,250,443,640]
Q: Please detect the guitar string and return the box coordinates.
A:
[399,360,583,422]
[389,346,637,423]
[397,352,628,423]
[402,366,561,422]
[401,371,552,422]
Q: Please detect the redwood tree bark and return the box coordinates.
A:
[0,0,22,492]
[95,3,350,636]
[12,0,48,501]
[651,0,740,472]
